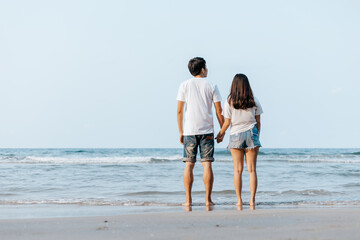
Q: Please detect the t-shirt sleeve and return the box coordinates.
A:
[255,97,263,115]
[213,85,222,103]
[176,83,185,102]
[222,101,232,119]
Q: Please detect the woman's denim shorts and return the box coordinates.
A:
[228,125,262,150]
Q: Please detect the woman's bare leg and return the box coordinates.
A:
[245,147,259,207]
[230,148,245,206]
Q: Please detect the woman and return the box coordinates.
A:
[216,73,263,209]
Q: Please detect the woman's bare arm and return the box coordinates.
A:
[255,115,261,136]
[216,118,231,143]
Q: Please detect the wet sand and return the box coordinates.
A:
[1,208,359,240]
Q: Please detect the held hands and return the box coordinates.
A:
[180,132,224,144]
[215,131,225,143]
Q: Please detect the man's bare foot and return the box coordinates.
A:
[236,199,243,206]
[182,202,192,207]
[205,201,215,206]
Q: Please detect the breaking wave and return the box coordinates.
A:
[0,155,183,164]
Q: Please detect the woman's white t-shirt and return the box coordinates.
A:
[222,97,263,135]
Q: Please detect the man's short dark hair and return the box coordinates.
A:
[188,57,206,76]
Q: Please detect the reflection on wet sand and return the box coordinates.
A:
[182,202,256,212]
[183,205,215,212]
[206,205,214,212]
[237,204,243,211]
[184,206,192,212]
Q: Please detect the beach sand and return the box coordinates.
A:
[1,208,359,240]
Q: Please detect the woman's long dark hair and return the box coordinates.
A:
[227,73,255,110]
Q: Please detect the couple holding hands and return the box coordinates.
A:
[177,57,263,209]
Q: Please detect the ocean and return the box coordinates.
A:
[1,148,359,218]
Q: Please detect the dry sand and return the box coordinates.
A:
[1,208,359,240]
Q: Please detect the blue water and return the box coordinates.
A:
[1,148,360,218]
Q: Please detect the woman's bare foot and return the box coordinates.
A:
[235,199,243,210]
[250,198,255,210]
[183,197,192,207]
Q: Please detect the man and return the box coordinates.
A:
[177,57,224,206]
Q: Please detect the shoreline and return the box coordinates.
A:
[1,207,359,239]
[1,202,360,220]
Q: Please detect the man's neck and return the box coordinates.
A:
[194,75,206,78]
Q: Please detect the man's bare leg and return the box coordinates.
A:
[183,162,195,206]
[202,161,214,206]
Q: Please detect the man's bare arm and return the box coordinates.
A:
[177,101,185,145]
[214,102,224,128]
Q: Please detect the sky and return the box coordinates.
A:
[0,0,359,148]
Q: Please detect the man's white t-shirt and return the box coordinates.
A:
[177,77,222,136]
[223,97,263,135]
